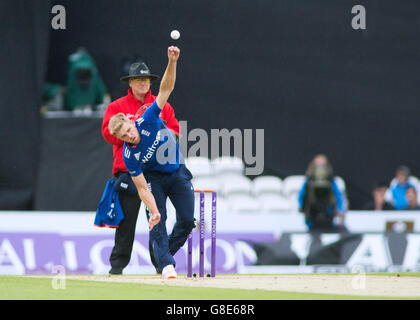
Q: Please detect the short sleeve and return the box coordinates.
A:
[122,145,143,177]
[141,101,161,122]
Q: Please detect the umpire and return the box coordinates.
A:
[102,60,180,275]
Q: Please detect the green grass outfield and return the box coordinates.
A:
[0,273,419,300]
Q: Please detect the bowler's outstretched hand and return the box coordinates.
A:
[168,46,180,62]
[149,212,161,231]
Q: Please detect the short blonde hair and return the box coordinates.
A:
[108,113,130,137]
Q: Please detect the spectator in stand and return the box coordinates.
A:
[363,182,394,211]
[385,166,419,210]
[298,154,347,232]
[65,47,108,111]
[405,187,420,210]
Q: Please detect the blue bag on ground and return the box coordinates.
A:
[94,179,124,228]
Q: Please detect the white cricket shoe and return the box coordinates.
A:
[161,264,177,279]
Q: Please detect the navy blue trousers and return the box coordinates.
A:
[143,164,195,270]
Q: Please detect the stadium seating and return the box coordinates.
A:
[211,156,245,176]
[257,193,291,212]
[184,156,213,177]
[226,194,261,213]
[183,156,350,214]
[219,174,253,197]
[283,175,306,196]
[252,175,284,196]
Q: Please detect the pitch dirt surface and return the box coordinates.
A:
[52,274,420,298]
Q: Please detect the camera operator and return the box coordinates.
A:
[298,154,347,232]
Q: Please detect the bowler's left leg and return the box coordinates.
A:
[167,164,195,255]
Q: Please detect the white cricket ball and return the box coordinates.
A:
[170,30,180,40]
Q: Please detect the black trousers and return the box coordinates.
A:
[109,190,141,269]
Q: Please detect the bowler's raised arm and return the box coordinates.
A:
[156,46,180,110]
